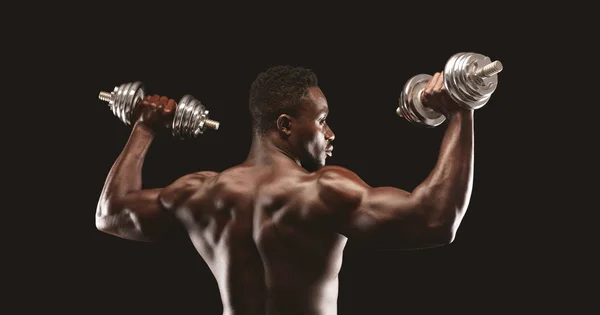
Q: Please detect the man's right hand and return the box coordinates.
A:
[421,72,467,117]
[133,94,177,131]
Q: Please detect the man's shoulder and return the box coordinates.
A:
[172,171,220,186]
[311,166,367,207]
[159,171,220,208]
[314,165,363,183]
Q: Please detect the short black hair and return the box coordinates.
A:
[249,65,318,135]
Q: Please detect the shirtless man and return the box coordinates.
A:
[95,65,474,315]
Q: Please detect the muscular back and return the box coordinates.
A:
[161,164,348,315]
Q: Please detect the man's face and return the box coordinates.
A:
[290,87,335,172]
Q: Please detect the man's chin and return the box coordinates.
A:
[302,158,325,172]
[317,158,327,169]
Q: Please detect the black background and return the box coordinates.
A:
[18,4,588,315]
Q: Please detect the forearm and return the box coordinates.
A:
[97,122,155,217]
[414,110,474,226]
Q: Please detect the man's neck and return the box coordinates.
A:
[246,132,301,167]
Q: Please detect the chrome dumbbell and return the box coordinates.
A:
[98,81,220,139]
[396,52,503,127]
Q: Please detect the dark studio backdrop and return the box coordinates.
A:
[36,6,581,315]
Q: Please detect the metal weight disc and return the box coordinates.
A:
[110,82,145,125]
[444,52,497,110]
[191,103,206,137]
[115,82,129,124]
[398,74,427,123]
[182,97,198,137]
[173,94,206,139]
[399,74,446,127]
[125,81,145,125]
[110,84,122,119]
[172,94,191,138]
[120,82,132,125]
[108,86,119,116]
[398,75,421,124]
[444,53,482,109]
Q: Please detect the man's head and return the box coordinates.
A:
[249,65,335,171]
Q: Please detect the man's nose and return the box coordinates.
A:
[325,126,335,141]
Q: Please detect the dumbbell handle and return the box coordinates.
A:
[98,90,220,131]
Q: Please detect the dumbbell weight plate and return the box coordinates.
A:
[399,74,446,127]
[111,81,145,125]
[173,94,190,138]
[191,103,206,138]
[397,76,421,124]
[172,94,207,139]
[444,52,496,110]
[127,82,145,124]
[115,82,130,125]
[111,85,124,123]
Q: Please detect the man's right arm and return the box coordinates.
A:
[321,108,474,250]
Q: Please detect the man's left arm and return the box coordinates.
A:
[95,122,180,242]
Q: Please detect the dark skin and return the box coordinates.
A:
[96,72,474,315]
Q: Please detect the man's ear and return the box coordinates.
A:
[276,114,293,137]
